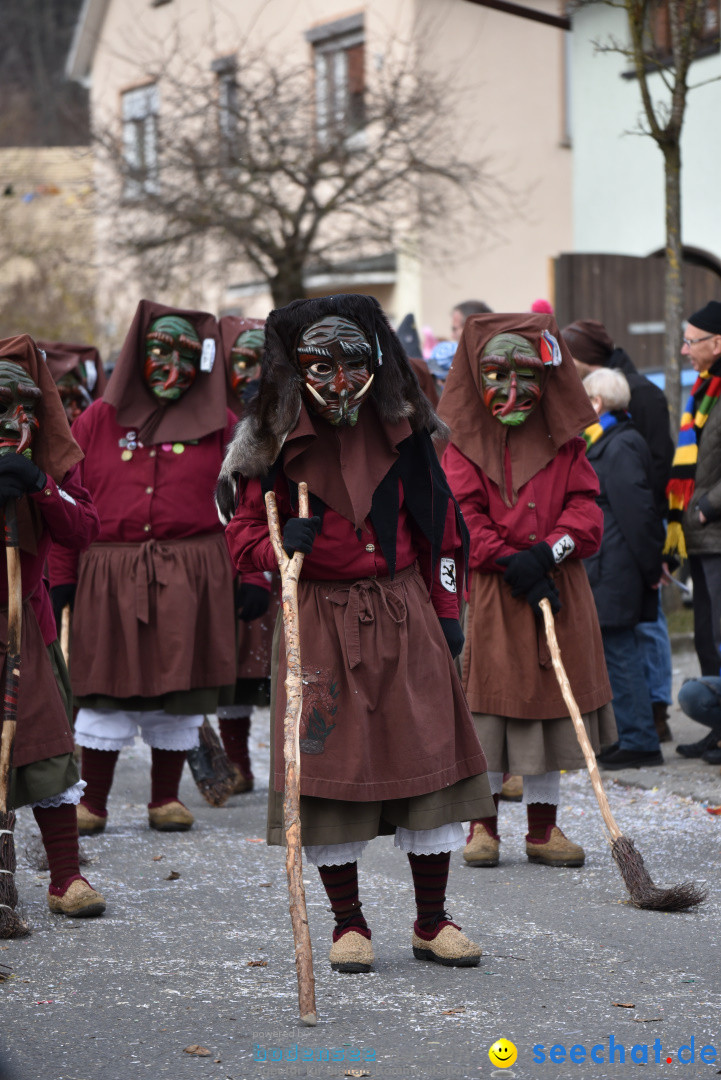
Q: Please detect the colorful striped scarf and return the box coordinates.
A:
[583,409,624,449]
[665,368,721,558]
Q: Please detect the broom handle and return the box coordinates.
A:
[0,500,21,815]
[539,598,622,842]
[265,483,316,1027]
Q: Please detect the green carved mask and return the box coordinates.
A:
[144,315,201,403]
[480,333,544,426]
[230,328,265,393]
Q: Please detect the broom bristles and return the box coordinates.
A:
[0,811,30,939]
[611,835,707,912]
[186,719,236,807]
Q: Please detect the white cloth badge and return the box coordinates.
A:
[552,534,575,564]
[440,557,457,593]
[542,330,562,367]
[200,338,216,373]
[85,364,97,392]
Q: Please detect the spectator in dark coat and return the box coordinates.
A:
[562,318,675,743]
[582,368,665,770]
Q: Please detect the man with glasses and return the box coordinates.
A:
[665,302,721,697]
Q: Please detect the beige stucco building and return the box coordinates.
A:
[68,0,572,350]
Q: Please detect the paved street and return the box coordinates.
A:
[2,639,719,1080]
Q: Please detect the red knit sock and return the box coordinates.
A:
[32,803,82,892]
[80,747,119,817]
[317,862,369,940]
[218,716,254,783]
[407,851,451,931]
[149,748,187,808]
[468,793,500,842]
[526,802,557,840]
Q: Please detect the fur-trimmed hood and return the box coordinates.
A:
[216,294,448,522]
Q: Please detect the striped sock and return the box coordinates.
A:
[317,862,368,938]
[407,851,451,930]
[526,802,557,840]
[468,793,500,841]
[80,747,119,817]
[33,803,81,891]
[149,748,187,807]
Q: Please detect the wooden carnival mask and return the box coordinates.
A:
[296,316,373,427]
[480,332,545,426]
[144,315,202,403]
[0,360,42,455]
[230,327,265,393]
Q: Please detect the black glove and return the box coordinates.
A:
[439,617,465,659]
[0,454,46,507]
[497,542,555,597]
[282,515,321,557]
[526,576,561,618]
[236,582,270,622]
[50,583,77,632]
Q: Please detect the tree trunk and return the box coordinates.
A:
[663,140,683,434]
[270,265,307,308]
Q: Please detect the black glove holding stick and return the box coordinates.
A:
[282,515,321,558]
[0,454,46,508]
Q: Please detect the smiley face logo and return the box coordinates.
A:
[488,1038,518,1068]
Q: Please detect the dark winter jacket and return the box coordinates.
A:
[608,348,674,510]
[584,416,665,628]
[682,382,721,556]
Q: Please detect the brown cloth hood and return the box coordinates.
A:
[38,341,107,398]
[282,399,412,530]
[0,335,85,553]
[438,312,596,505]
[218,315,265,417]
[103,299,226,445]
[0,335,83,485]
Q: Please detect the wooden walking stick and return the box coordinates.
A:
[265,482,316,1027]
[539,597,706,912]
[0,499,30,937]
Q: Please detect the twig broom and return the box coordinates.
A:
[539,598,706,912]
[265,482,316,1027]
[0,500,30,937]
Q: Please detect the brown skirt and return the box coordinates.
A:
[463,561,612,720]
[472,703,617,775]
[71,533,236,699]
[267,566,494,847]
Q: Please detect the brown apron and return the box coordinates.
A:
[71,533,236,699]
[272,565,487,802]
[463,560,612,719]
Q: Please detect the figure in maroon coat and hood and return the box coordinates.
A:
[216,314,275,793]
[0,334,105,921]
[440,312,616,872]
[37,341,106,426]
[219,293,495,975]
[48,300,244,838]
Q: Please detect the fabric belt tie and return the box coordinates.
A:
[327,578,407,669]
[136,540,171,624]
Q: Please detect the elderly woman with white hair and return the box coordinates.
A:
[582,367,666,770]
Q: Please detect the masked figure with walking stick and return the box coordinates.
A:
[218,294,494,975]
[0,335,104,930]
[439,312,616,870]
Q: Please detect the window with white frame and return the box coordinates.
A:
[121,83,159,198]
[306,14,365,148]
